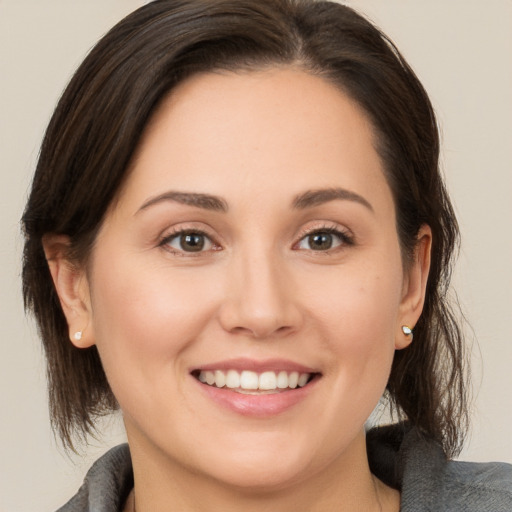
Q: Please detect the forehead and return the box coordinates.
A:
[120,67,392,216]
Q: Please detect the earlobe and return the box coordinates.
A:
[396,324,414,350]
[396,225,432,350]
[42,234,95,348]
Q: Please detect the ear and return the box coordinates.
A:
[42,234,95,348]
[396,225,432,350]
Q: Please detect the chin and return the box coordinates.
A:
[204,455,311,492]
[183,432,324,493]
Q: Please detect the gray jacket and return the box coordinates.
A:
[57,424,512,511]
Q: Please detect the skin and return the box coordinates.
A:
[45,68,431,512]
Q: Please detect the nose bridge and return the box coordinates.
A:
[219,242,300,338]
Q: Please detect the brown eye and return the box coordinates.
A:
[180,233,205,252]
[308,233,334,250]
[165,231,213,253]
[296,229,350,251]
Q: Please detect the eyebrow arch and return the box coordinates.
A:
[137,191,228,214]
[292,187,374,212]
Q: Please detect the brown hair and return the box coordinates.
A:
[22,0,468,455]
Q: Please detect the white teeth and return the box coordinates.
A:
[225,369,240,389]
[259,371,277,390]
[298,373,309,387]
[240,370,259,389]
[288,371,299,389]
[197,369,312,391]
[276,371,289,389]
[214,370,226,388]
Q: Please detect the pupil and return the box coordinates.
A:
[181,233,204,252]
[309,233,332,250]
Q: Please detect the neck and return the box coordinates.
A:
[125,430,399,512]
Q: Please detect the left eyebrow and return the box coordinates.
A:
[292,187,374,213]
[136,191,228,214]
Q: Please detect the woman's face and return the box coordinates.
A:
[74,69,426,489]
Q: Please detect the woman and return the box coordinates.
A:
[21,0,512,511]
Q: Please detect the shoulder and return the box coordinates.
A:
[56,444,133,512]
[438,459,512,510]
[366,423,512,511]
[402,430,512,511]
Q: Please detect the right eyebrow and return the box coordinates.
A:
[292,187,374,213]
[136,191,229,214]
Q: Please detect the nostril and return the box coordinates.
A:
[227,324,295,340]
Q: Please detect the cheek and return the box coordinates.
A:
[305,258,403,387]
[307,264,402,342]
[88,256,220,384]
[283,260,404,464]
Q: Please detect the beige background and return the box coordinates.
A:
[1,1,511,511]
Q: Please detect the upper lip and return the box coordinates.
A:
[190,357,319,374]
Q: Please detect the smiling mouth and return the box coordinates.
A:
[192,369,318,394]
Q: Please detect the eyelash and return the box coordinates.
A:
[159,228,220,256]
[159,224,354,256]
[294,225,355,253]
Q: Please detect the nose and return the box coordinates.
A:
[218,250,302,339]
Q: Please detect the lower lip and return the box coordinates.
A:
[194,376,319,417]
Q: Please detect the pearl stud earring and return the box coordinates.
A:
[73,331,83,341]
[401,325,413,341]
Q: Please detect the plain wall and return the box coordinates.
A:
[1,1,510,510]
